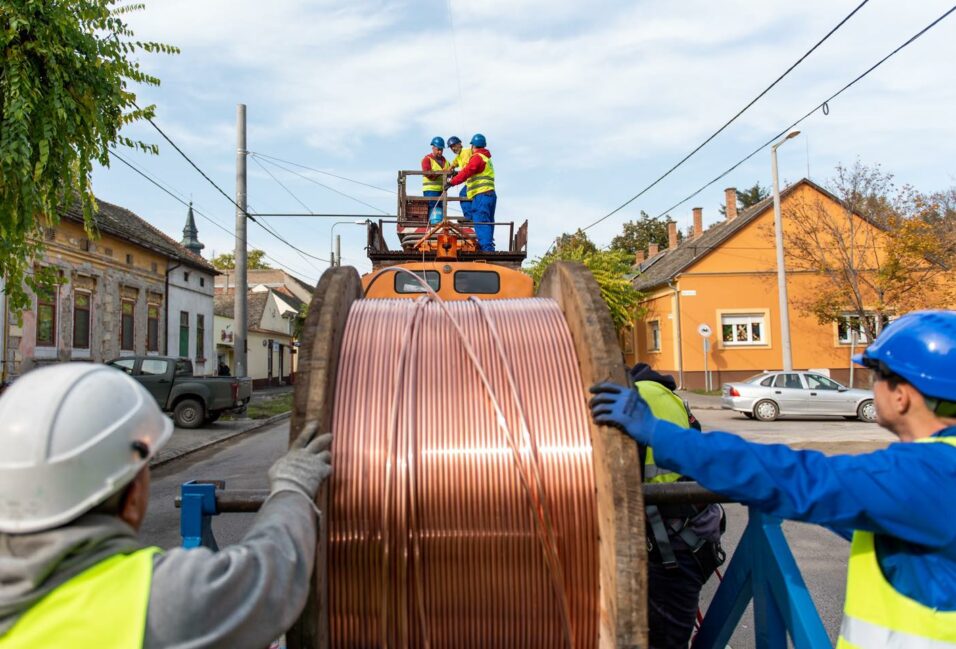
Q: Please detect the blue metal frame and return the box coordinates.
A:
[693,510,832,649]
[179,481,220,551]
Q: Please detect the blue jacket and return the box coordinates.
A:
[650,422,956,610]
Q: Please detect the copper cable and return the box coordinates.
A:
[329,296,599,648]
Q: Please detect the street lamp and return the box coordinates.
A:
[771,130,800,372]
[329,219,370,267]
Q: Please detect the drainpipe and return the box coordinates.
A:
[668,278,685,390]
[164,262,182,356]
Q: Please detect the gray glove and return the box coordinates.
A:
[268,425,333,502]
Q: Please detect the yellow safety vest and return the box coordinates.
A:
[0,547,159,648]
[837,436,956,649]
[422,156,450,193]
[452,146,473,170]
[465,153,495,200]
[636,381,689,484]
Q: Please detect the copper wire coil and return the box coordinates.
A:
[329,298,599,648]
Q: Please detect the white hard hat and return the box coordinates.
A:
[0,363,173,533]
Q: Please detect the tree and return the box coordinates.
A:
[0,1,177,313]
[782,161,953,342]
[210,250,273,270]
[526,231,643,329]
[608,211,676,256]
[720,182,770,216]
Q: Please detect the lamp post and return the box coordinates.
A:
[771,130,800,372]
[329,219,370,267]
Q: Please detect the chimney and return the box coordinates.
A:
[634,250,645,265]
[693,207,703,237]
[725,187,738,220]
[648,242,659,257]
[667,221,678,250]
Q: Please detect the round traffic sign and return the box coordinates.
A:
[697,323,712,337]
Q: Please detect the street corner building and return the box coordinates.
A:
[624,178,954,390]
[0,200,219,381]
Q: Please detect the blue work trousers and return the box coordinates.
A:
[458,186,473,221]
[471,191,497,252]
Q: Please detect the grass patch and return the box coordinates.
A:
[225,392,293,420]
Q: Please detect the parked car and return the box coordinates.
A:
[107,356,252,429]
[721,371,876,423]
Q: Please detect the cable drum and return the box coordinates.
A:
[329,298,599,648]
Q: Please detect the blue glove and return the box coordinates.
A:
[588,382,660,446]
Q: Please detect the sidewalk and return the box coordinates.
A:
[151,411,290,468]
[251,384,294,401]
[676,390,723,411]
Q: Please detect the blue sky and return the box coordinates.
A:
[92,1,956,283]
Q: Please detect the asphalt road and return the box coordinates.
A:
[143,416,872,643]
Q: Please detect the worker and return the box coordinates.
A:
[447,135,474,221]
[630,363,725,649]
[0,363,333,647]
[421,136,451,223]
[447,133,496,251]
[590,310,956,647]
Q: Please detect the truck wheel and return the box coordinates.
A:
[753,399,779,422]
[857,399,877,423]
[174,399,204,429]
[204,412,221,425]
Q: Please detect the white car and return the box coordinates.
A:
[721,371,877,422]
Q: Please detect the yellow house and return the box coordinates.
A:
[627,178,951,389]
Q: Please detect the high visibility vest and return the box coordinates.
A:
[466,153,495,199]
[837,436,956,649]
[452,146,473,170]
[422,156,450,193]
[636,381,689,484]
[1,547,159,648]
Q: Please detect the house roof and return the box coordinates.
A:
[63,198,218,274]
[214,289,295,332]
[632,178,831,291]
[273,285,305,312]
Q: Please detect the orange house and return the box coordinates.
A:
[626,178,951,390]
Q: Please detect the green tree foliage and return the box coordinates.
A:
[0,1,177,313]
[526,230,643,329]
[210,249,273,270]
[720,182,770,216]
[608,211,676,255]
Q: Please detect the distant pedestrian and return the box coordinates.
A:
[218,360,230,376]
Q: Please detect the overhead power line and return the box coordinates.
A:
[579,0,871,234]
[248,151,394,194]
[653,4,956,219]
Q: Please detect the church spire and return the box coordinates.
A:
[181,202,204,255]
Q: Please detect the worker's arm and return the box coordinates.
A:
[422,156,441,181]
[649,419,956,549]
[450,152,485,186]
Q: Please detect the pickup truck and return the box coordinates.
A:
[107,356,252,429]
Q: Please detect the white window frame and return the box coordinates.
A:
[647,320,661,352]
[34,283,59,358]
[837,312,896,345]
[720,313,766,346]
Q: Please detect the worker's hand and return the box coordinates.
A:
[445,176,457,187]
[588,382,658,445]
[268,424,333,503]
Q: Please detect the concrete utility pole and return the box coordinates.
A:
[234,104,248,377]
[771,130,800,372]
[335,235,341,268]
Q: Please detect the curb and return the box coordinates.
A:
[151,411,291,468]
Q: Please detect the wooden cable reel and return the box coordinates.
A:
[288,262,647,648]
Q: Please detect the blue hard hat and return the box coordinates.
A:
[447,136,462,147]
[470,133,486,148]
[853,310,956,401]
[430,136,445,149]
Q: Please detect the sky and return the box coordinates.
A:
[92,0,956,284]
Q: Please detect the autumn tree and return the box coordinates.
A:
[526,231,643,329]
[782,161,953,341]
[0,1,177,313]
[608,211,676,256]
[720,182,770,216]
[210,249,273,270]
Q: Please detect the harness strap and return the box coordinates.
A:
[646,505,678,568]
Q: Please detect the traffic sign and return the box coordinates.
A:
[698,323,712,337]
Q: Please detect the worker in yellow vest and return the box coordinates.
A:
[421,136,451,223]
[632,363,725,649]
[0,364,333,647]
[591,310,956,648]
[447,135,474,221]
[447,133,496,251]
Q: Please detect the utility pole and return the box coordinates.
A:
[335,235,341,268]
[234,104,248,377]
[771,130,800,372]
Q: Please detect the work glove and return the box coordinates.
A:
[268,423,333,503]
[588,382,660,446]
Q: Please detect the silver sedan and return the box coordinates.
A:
[721,371,877,422]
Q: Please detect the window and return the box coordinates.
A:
[79,238,90,251]
[453,271,500,294]
[648,321,661,352]
[837,313,894,344]
[109,358,135,374]
[759,376,775,387]
[141,359,169,376]
[44,228,56,241]
[126,253,133,265]
[721,313,765,345]
[151,262,158,273]
[35,284,57,347]
[805,374,842,391]
[73,291,91,349]
[147,304,160,352]
[394,270,440,294]
[103,247,113,257]
[175,359,193,376]
[120,300,135,350]
[773,373,804,390]
[199,277,205,287]
[183,271,190,282]
[196,314,205,360]
[179,311,190,357]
